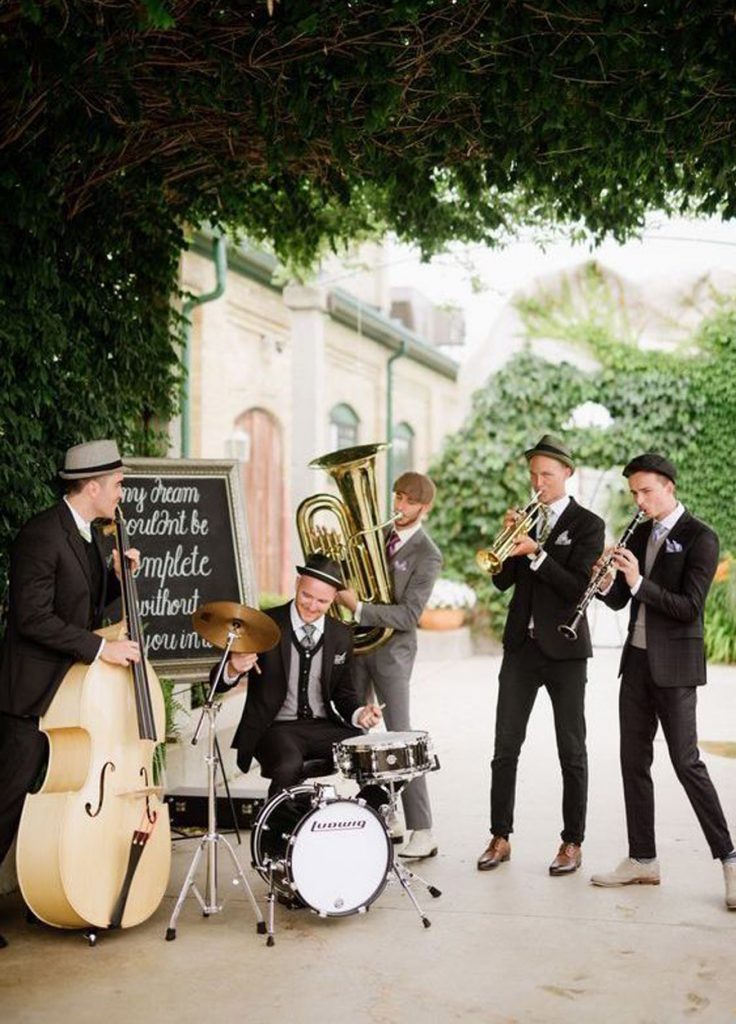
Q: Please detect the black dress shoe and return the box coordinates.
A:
[0,932,8,949]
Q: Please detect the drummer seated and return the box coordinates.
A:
[212,554,382,799]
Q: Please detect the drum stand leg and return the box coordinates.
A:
[165,637,267,944]
[383,779,442,928]
[391,858,441,929]
[265,862,276,947]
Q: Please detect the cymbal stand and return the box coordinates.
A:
[165,631,266,942]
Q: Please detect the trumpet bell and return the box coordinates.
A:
[475,548,503,575]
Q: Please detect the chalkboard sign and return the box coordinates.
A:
[120,458,256,680]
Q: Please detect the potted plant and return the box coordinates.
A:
[419,577,477,631]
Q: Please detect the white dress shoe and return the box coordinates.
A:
[723,860,736,910]
[398,829,437,860]
[590,857,660,887]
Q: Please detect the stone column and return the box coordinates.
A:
[283,283,327,564]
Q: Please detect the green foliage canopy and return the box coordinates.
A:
[3,0,736,610]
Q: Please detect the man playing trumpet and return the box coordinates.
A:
[477,435,604,876]
[590,453,736,908]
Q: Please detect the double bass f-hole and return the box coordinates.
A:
[139,766,157,825]
[85,761,116,818]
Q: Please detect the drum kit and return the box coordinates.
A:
[166,602,441,947]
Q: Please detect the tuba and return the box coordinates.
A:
[296,443,397,654]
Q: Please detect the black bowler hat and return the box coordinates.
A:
[524,433,575,471]
[296,553,345,590]
[623,452,677,484]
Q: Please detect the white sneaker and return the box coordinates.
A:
[591,857,660,887]
[398,829,438,860]
[723,860,736,910]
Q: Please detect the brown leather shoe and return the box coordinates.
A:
[477,835,511,871]
[549,842,582,876]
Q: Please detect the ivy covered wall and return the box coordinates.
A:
[428,273,736,649]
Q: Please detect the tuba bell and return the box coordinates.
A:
[296,443,397,654]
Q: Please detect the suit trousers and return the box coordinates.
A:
[0,714,47,867]
[490,636,588,844]
[354,655,432,831]
[619,647,733,860]
[254,719,360,799]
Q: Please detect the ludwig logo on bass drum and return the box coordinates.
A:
[310,818,367,832]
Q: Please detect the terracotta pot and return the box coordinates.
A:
[419,607,465,631]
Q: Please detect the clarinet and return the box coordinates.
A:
[558,510,648,641]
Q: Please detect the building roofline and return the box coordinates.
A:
[326,288,458,380]
[189,231,459,380]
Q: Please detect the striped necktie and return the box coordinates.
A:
[537,505,552,545]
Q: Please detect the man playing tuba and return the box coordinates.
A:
[336,472,442,860]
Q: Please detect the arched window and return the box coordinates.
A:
[329,403,360,451]
[392,421,415,479]
[232,408,290,598]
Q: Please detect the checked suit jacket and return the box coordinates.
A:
[214,601,361,773]
[0,501,119,718]
[492,497,605,661]
[599,511,718,687]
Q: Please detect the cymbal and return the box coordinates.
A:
[192,601,281,653]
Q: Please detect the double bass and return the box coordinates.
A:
[16,507,171,932]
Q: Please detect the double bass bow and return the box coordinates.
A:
[16,507,171,932]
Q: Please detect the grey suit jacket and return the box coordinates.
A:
[358,527,442,677]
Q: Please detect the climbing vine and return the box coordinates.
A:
[429,266,736,658]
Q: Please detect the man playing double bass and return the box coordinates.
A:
[0,440,140,947]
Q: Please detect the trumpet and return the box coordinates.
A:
[558,509,647,641]
[476,492,544,575]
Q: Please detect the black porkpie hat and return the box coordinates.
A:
[296,553,345,590]
[623,452,677,484]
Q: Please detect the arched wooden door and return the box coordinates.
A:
[235,408,289,598]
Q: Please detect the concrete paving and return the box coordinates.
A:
[2,635,736,1024]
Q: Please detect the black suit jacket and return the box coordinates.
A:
[493,497,605,661]
[599,511,718,687]
[214,602,361,772]
[0,501,119,717]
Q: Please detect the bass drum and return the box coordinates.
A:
[251,785,392,917]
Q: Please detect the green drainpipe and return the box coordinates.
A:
[385,339,408,516]
[181,235,228,457]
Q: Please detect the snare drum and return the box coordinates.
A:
[334,731,435,782]
[250,785,392,916]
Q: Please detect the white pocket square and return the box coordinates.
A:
[333,652,347,665]
[555,530,572,546]
[665,538,683,553]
